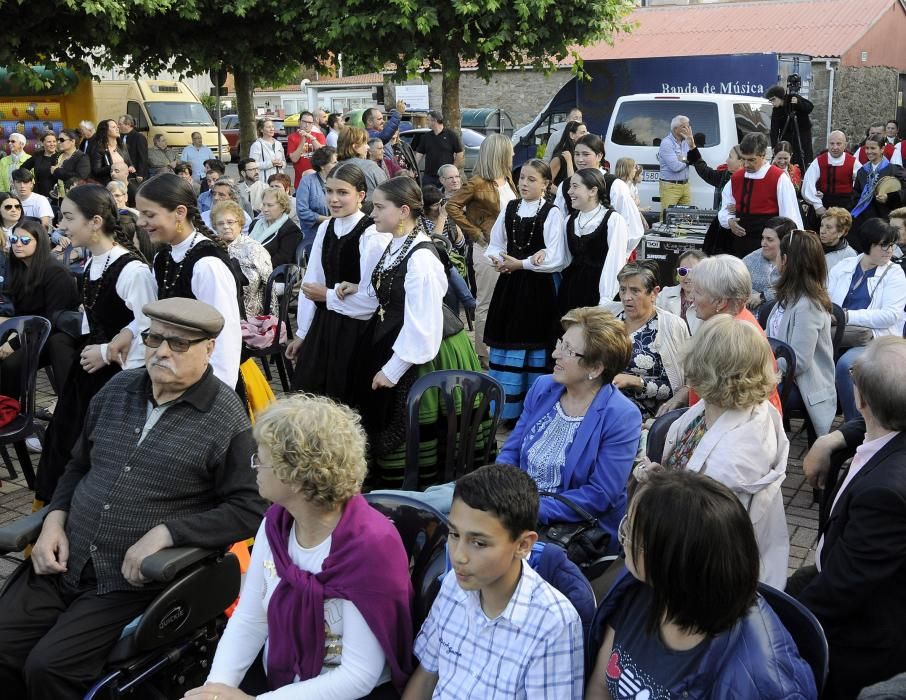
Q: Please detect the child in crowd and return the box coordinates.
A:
[402,464,584,699]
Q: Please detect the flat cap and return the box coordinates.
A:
[142,297,224,337]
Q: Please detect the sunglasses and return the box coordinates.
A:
[9,235,33,245]
[141,330,210,353]
[2,204,21,211]
[57,137,70,143]
[677,267,690,277]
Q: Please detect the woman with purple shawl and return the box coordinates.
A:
[183,394,414,700]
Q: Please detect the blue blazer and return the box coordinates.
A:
[295,172,328,250]
[498,375,641,544]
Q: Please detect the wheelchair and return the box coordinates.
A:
[0,496,452,699]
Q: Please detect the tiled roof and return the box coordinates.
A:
[576,0,900,60]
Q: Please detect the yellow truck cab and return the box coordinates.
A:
[93,79,230,163]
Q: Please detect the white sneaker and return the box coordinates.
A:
[25,436,42,454]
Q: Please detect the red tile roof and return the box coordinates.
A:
[577,0,901,61]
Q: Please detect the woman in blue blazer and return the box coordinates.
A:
[295,146,336,253]
[498,306,642,550]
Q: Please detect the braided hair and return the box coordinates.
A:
[136,173,227,250]
[65,184,148,263]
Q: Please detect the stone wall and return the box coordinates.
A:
[830,66,899,148]
[386,68,574,130]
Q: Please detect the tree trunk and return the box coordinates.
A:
[233,66,256,160]
[441,59,461,134]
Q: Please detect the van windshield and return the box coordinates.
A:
[145,102,215,127]
[611,101,719,147]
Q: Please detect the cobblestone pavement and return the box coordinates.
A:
[0,368,826,585]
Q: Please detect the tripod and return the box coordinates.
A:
[778,96,807,173]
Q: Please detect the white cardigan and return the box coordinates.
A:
[662,400,790,589]
[655,285,703,335]
[828,256,906,337]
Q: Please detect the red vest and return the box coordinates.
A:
[816,152,856,196]
[730,165,784,216]
[857,143,896,164]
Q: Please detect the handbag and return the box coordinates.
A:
[442,303,464,339]
[536,491,613,579]
[834,262,892,349]
[241,315,287,348]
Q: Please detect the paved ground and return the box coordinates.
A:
[0,366,824,585]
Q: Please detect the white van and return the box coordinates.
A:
[605,94,772,213]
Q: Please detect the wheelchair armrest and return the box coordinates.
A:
[0,507,49,553]
[140,547,220,583]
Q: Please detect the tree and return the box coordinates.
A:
[98,1,318,158]
[305,0,636,130]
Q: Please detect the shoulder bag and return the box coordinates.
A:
[537,491,613,579]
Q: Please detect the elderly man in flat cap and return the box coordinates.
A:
[0,298,267,700]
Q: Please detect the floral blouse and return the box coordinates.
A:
[620,313,673,420]
[228,234,274,318]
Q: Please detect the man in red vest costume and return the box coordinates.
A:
[801,130,860,229]
[892,139,905,167]
[718,132,803,258]
[856,123,895,163]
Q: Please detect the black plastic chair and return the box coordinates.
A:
[758,582,829,696]
[756,299,777,330]
[246,263,300,392]
[403,370,504,491]
[767,337,797,416]
[0,316,51,488]
[646,408,686,463]
[364,492,449,631]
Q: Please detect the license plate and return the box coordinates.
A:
[642,170,660,182]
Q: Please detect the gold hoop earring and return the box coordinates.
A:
[90,232,100,244]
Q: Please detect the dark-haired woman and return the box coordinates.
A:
[359,177,483,487]
[89,119,132,186]
[34,184,156,502]
[49,129,91,201]
[29,132,59,198]
[766,229,836,437]
[485,158,566,421]
[557,169,629,316]
[0,219,79,398]
[742,216,796,307]
[108,173,242,388]
[586,470,817,700]
[849,134,906,253]
[295,146,337,252]
[548,121,588,187]
[288,163,389,404]
[0,191,22,240]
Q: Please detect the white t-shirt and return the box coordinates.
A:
[21,193,53,222]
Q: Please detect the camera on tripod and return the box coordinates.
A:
[786,73,802,96]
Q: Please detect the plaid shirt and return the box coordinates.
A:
[414,562,584,699]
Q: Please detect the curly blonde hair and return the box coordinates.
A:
[684,315,777,409]
[253,394,367,507]
[262,186,292,215]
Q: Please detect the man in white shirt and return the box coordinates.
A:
[542,107,582,163]
[180,132,214,183]
[12,169,53,231]
[718,132,802,258]
[801,130,860,221]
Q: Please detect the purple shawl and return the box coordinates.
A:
[263,495,414,691]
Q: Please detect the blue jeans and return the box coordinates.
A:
[835,346,866,422]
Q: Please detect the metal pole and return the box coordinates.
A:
[216,80,223,160]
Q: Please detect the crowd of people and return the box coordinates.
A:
[0,100,901,700]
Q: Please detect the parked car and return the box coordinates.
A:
[399,127,484,180]
[220,114,288,161]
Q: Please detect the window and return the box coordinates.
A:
[144,102,214,127]
[126,101,148,130]
[611,101,720,147]
[734,102,772,143]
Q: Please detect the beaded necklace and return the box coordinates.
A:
[575,205,603,235]
[81,249,115,312]
[371,227,420,322]
[161,232,199,293]
[506,199,545,256]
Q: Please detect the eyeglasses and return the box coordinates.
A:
[245,167,259,173]
[301,119,314,125]
[140,330,209,352]
[875,242,896,251]
[250,454,272,471]
[3,204,21,211]
[216,219,241,227]
[555,337,585,359]
[57,137,70,143]
[618,514,631,547]
[677,266,690,277]
[9,235,33,245]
